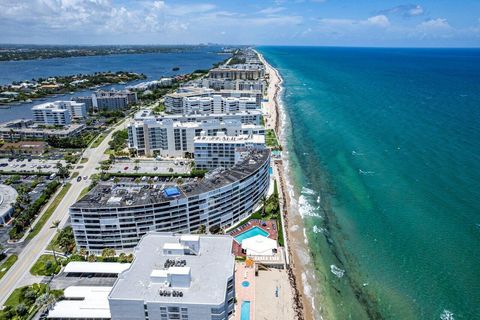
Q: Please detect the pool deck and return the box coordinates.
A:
[230,219,278,257]
[235,262,255,320]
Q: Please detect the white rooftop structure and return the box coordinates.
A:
[63,262,131,275]
[0,184,18,225]
[108,232,235,320]
[47,286,111,319]
[241,235,277,256]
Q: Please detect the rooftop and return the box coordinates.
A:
[72,149,269,209]
[0,184,17,218]
[108,232,234,305]
[194,134,265,144]
[134,109,262,121]
[64,262,131,275]
[47,286,111,319]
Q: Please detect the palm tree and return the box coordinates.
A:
[260,195,268,217]
[50,220,60,264]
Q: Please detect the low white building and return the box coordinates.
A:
[194,134,265,170]
[241,235,277,256]
[63,262,131,276]
[108,233,235,320]
[47,286,112,319]
[0,184,18,225]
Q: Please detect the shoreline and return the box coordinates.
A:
[257,50,318,320]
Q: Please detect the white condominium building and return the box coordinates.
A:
[32,101,87,126]
[201,78,265,92]
[73,90,138,111]
[134,109,263,126]
[164,88,213,114]
[209,64,265,80]
[70,149,270,253]
[108,233,235,320]
[164,87,261,115]
[183,95,257,115]
[194,134,265,170]
[128,118,265,157]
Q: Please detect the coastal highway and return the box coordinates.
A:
[0,120,128,305]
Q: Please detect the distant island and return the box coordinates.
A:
[0,71,146,104]
[0,44,227,61]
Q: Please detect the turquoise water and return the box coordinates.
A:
[241,301,251,320]
[242,281,250,288]
[235,226,269,244]
[258,47,480,319]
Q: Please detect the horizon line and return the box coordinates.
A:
[1,43,480,49]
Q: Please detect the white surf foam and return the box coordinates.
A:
[330,265,345,278]
[440,310,454,320]
[301,187,316,195]
[313,225,326,234]
[298,195,322,218]
[359,169,375,176]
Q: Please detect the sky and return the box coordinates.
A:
[0,0,479,47]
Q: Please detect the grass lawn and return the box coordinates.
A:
[0,255,18,280]
[70,172,79,179]
[26,183,72,241]
[77,186,90,201]
[46,232,61,252]
[90,132,108,148]
[80,157,88,163]
[3,286,24,307]
[30,255,62,276]
[265,129,281,149]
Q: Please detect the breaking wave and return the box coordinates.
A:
[330,265,345,278]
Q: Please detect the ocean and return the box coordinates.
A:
[0,47,226,122]
[258,47,480,320]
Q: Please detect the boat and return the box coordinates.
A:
[172,67,180,71]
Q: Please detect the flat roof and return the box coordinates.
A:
[194,134,265,144]
[72,149,269,209]
[63,262,131,274]
[0,184,18,218]
[108,232,234,305]
[47,286,111,319]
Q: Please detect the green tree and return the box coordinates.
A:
[197,224,206,234]
[101,248,116,261]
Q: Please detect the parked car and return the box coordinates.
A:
[77,176,82,182]
[124,166,129,170]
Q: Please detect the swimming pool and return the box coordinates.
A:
[234,226,269,244]
[240,301,251,320]
[242,281,250,287]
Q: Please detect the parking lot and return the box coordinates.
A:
[0,158,67,173]
[108,159,191,175]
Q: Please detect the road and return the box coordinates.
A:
[0,120,128,305]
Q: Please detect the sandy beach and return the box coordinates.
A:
[257,51,317,320]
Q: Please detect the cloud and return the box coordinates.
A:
[258,7,286,15]
[419,18,451,30]
[367,15,390,27]
[380,4,424,17]
[318,15,390,28]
